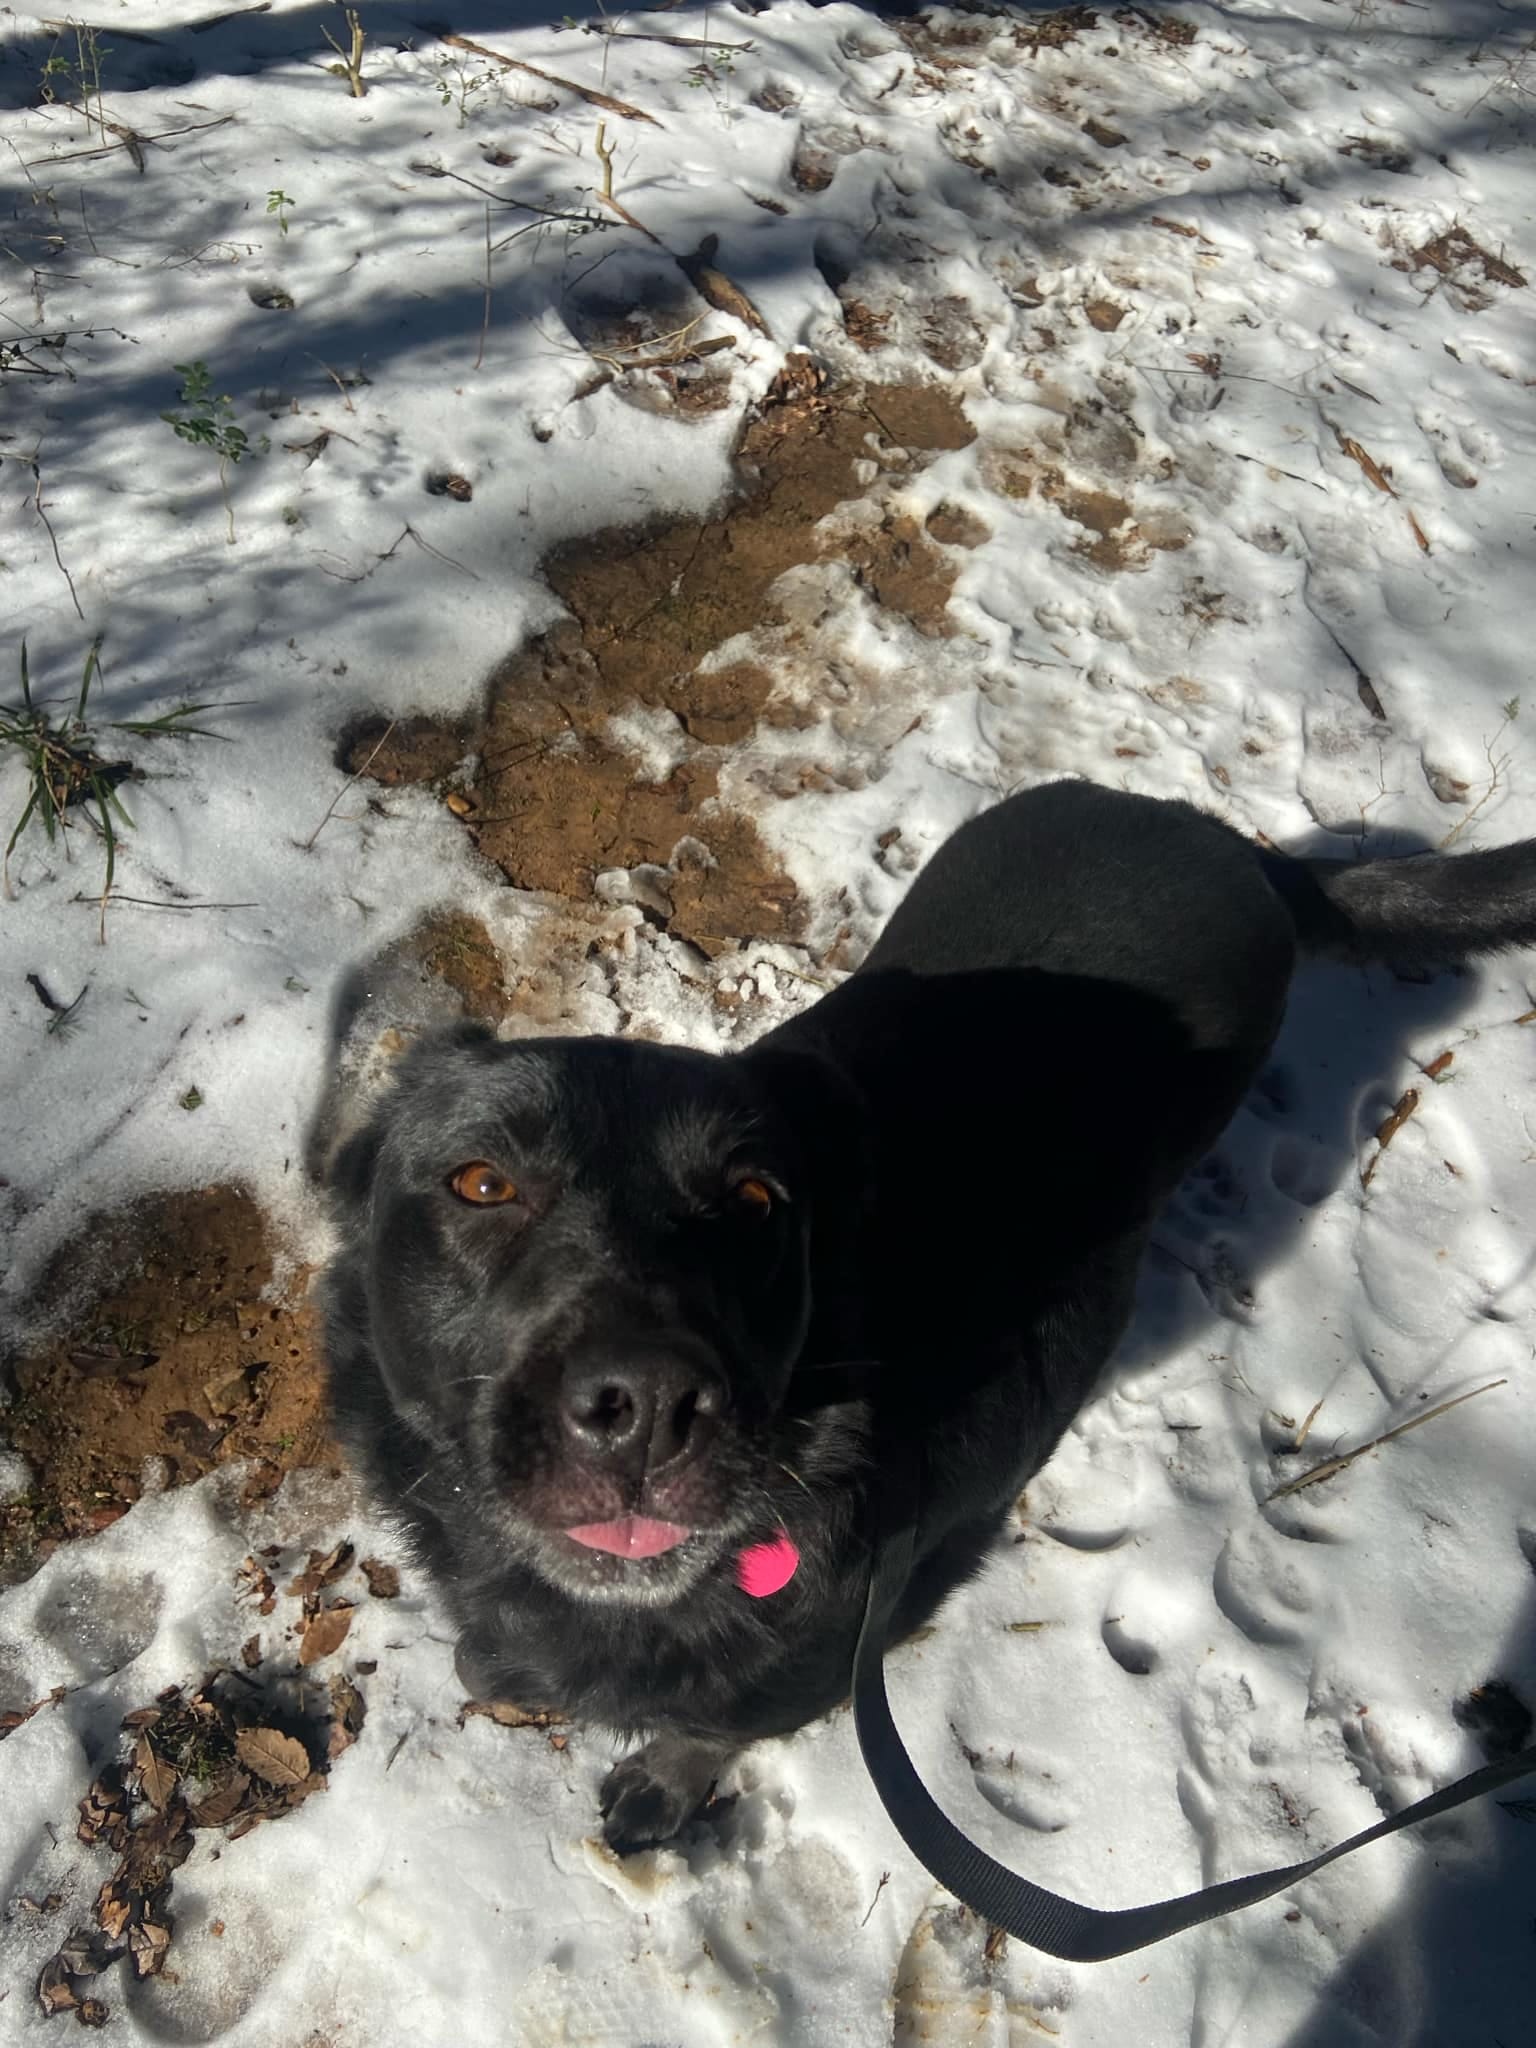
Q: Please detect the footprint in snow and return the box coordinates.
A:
[1268,1131,1339,1208]
[32,1563,164,1682]
[1212,1527,1318,1648]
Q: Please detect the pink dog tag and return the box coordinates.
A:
[735,1531,800,1597]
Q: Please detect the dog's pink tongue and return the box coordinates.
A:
[566,1515,691,1559]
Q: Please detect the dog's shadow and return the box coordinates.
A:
[1123,948,1502,1378]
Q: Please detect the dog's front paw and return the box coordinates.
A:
[599,1734,733,1853]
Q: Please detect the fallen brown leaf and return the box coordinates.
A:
[299,1601,355,1666]
[129,1920,171,1979]
[235,1727,311,1789]
[134,1736,177,1813]
[188,1770,250,1828]
[37,1954,80,2015]
[286,1540,355,1600]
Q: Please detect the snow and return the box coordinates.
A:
[3,1,1535,2041]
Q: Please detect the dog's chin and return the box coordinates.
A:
[520,1521,735,1607]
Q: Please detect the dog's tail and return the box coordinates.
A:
[1261,837,1536,965]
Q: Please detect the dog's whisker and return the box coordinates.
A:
[774,1459,814,1498]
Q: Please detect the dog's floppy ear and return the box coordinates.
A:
[304,930,494,1192]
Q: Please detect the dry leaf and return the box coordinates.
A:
[37,1955,80,2015]
[286,1541,354,1599]
[188,1770,250,1828]
[96,1882,133,1945]
[78,2000,110,2029]
[240,1634,262,1669]
[328,1674,367,1760]
[235,1727,311,1789]
[299,1601,355,1666]
[129,1920,171,1979]
[360,1558,401,1599]
[135,1736,177,1813]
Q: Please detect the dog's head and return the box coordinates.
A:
[325,1023,863,1605]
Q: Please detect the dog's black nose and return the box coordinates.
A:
[560,1355,725,1476]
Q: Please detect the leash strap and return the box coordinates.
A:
[851,1449,1536,1961]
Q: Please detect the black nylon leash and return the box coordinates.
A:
[851,1446,1536,1961]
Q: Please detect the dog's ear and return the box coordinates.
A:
[739,1039,868,1204]
[304,933,493,1191]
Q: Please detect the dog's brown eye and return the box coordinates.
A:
[733,1177,774,1216]
[450,1162,519,1206]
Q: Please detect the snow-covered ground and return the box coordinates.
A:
[3,1,1535,2041]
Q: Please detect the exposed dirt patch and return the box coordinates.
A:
[982,441,1189,570]
[2,1191,332,1587]
[828,511,961,637]
[466,625,801,957]
[354,367,974,956]
[926,501,993,549]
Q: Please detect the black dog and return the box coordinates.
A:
[317,781,1536,1850]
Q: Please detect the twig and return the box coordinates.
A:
[594,121,663,242]
[1230,449,1328,492]
[71,892,258,911]
[307,355,359,413]
[861,1871,890,1927]
[322,6,368,98]
[442,32,663,125]
[23,454,83,619]
[1292,1395,1326,1454]
[586,27,755,51]
[476,201,492,371]
[23,112,236,169]
[1360,1085,1421,1188]
[1440,710,1517,851]
[1267,1380,1508,1501]
[302,720,396,851]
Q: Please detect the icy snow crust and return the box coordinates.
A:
[2,3,1534,2042]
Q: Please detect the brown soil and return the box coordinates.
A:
[342,366,974,958]
[2,1189,333,1588]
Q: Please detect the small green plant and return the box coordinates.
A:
[162,361,254,544]
[39,18,110,141]
[323,5,368,98]
[2,637,225,939]
[685,47,741,117]
[266,189,295,235]
[436,54,498,126]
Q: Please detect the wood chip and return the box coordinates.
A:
[459,1698,570,1729]
[1420,1050,1454,1081]
[1360,1085,1420,1187]
[678,236,770,334]
[1335,429,1397,497]
[235,1727,311,1788]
